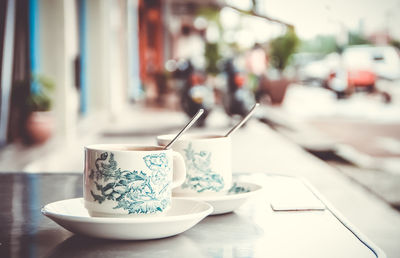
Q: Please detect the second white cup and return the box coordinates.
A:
[157,134,232,196]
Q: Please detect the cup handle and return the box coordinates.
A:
[172,151,186,188]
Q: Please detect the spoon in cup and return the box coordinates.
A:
[225,103,259,137]
[164,109,204,149]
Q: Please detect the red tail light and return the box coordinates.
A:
[234,74,245,87]
[190,74,201,86]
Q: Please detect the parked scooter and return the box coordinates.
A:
[178,61,214,127]
[223,59,256,118]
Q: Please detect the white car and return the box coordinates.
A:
[343,45,400,80]
[370,46,400,80]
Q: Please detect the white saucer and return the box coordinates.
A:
[41,198,213,240]
[174,182,263,215]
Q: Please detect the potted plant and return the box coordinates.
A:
[25,74,55,144]
[258,27,299,104]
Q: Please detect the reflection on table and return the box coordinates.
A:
[0,173,384,258]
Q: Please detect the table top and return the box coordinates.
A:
[0,172,385,258]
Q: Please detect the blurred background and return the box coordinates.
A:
[1,0,400,255]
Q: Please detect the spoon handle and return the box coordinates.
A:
[225,103,259,137]
[164,109,204,149]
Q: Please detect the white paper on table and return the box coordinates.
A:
[267,177,326,211]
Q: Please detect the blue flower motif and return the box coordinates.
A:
[228,182,250,194]
[182,143,224,193]
[89,152,170,214]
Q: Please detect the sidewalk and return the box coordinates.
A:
[1,104,400,257]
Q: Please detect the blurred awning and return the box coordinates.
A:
[165,0,293,28]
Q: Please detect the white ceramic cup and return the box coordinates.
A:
[84,144,186,217]
[157,134,232,196]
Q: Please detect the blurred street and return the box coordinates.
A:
[1,89,400,256]
[258,80,400,213]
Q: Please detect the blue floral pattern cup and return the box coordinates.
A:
[84,144,186,217]
[157,134,232,196]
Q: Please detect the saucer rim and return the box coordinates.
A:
[173,181,263,201]
[41,197,213,224]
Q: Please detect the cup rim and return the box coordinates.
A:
[85,144,167,153]
[157,133,227,143]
